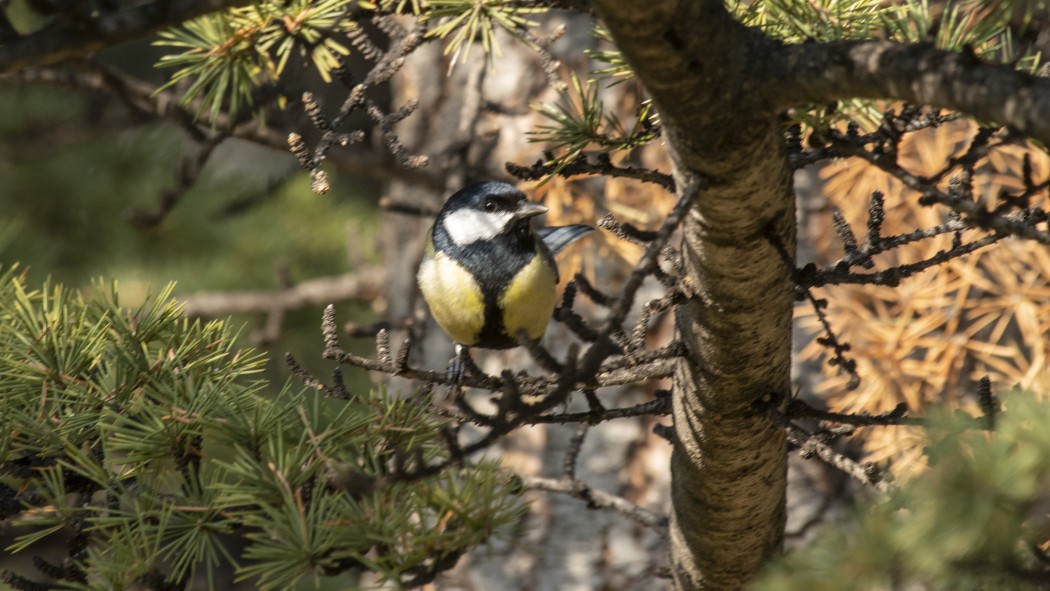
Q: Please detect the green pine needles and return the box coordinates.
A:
[0,267,523,590]
[528,0,1047,176]
[154,0,549,122]
[151,0,1048,148]
[755,392,1050,591]
[729,0,1046,130]
[155,1,358,122]
[529,73,658,175]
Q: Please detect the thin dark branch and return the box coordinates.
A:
[764,406,893,493]
[0,0,255,74]
[125,133,227,227]
[507,152,675,191]
[801,291,859,390]
[597,213,660,246]
[524,394,671,425]
[603,176,700,332]
[800,232,1008,288]
[3,62,442,189]
[786,399,923,427]
[285,353,349,399]
[562,424,589,480]
[297,16,429,194]
[824,131,1050,245]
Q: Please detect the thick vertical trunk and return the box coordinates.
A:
[593,1,796,588]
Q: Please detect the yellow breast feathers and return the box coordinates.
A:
[500,253,557,341]
[417,252,487,346]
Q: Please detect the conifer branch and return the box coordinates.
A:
[0,0,254,74]
[769,40,1050,146]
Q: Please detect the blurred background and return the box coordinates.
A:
[4,1,1050,589]
[0,2,389,394]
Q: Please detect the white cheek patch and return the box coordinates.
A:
[442,208,515,246]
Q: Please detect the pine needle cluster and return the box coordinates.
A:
[154,0,550,122]
[755,391,1050,591]
[735,0,1045,130]
[0,267,522,589]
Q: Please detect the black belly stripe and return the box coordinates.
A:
[433,221,552,349]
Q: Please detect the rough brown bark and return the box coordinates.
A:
[766,39,1050,145]
[592,1,795,589]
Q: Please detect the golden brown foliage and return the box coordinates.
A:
[799,117,1050,476]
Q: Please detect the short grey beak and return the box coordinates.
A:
[515,201,548,219]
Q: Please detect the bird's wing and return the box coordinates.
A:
[537,225,594,255]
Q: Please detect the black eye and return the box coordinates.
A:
[483,199,497,212]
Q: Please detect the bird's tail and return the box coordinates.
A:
[537,225,594,255]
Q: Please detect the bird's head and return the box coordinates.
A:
[437,181,548,247]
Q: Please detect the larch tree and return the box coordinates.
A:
[1,1,1050,590]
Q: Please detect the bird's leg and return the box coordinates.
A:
[446,344,471,384]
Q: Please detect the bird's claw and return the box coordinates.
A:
[446,344,469,385]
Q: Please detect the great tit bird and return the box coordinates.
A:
[417,181,593,375]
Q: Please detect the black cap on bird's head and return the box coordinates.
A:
[439,180,547,218]
[437,181,548,247]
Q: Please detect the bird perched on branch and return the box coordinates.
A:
[417,181,593,380]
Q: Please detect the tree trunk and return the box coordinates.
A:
[593,1,796,588]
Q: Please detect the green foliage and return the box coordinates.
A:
[728,0,1047,130]
[754,392,1050,591]
[154,0,550,121]
[731,0,1046,64]
[155,1,357,121]
[425,0,547,66]
[529,73,658,175]
[586,26,634,86]
[0,81,383,396]
[0,270,523,589]
[879,0,1044,75]
[733,0,886,43]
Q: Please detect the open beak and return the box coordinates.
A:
[515,201,548,219]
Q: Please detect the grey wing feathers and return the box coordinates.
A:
[537,225,594,255]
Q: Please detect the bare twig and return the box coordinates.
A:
[524,394,671,425]
[284,353,349,399]
[181,270,383,317]
[800,291,860,390]
[786,399,924,428]
[507,153,675,191]
[297,16,429,193]
[521,475,668,532]
[562,424,589,479]
[764,406,893,493]
[596,213,659,246]
[823,129,1050,245]
[800,231,1008,288]
[3,62,442,189]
